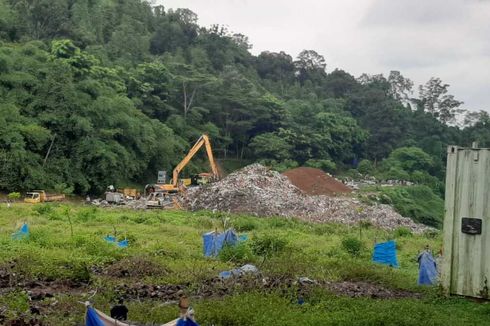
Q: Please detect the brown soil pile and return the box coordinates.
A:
[283,167,351,195]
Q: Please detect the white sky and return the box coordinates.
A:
[158,0,490,111]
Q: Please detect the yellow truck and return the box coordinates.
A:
[24,190,65,203]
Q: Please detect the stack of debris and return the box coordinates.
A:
[185,164,431,233]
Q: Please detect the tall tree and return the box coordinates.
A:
[418,77,463,124]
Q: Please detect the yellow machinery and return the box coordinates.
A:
[146,134,220,195]
[24,190,65,203]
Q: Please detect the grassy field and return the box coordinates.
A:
[0,203,489,325]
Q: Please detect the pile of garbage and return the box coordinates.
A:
[185,164,431,233]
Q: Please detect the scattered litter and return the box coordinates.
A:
[219,264,259,279]
[185,164,431,233]
[298,277,316,285]
[203,229,238,257]
[12,223,29,240]
[372,240,399,268]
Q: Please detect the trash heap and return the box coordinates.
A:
[185,164,431,233]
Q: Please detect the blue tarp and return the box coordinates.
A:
[239,234,248,242]
[372,240,399,268]
[104,235,128,248]
[12,223,29,240]
[418,251,438,285]
[203,229,238,257]
[85,307,105,326]
[177,318,200,326]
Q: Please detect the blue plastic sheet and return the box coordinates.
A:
[239,234,249,242]
[203,229,238,257]
[12,223,29,240]
[104,235,128,248]
[372,240,399,268]
[418,251,438,285]
[176,318,200,326]
[85,307,105,326]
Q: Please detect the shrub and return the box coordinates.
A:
[251,234,288,257]
[218,242,254,264]
[379,185,444,228]
[358,159,374,175]
[305,159,336,173]
[341,237,363,257]
[33,204,54,216]
[394,227,412,237]
[76,207,98,222]
[233,217,258,232]
[7,192,21,200]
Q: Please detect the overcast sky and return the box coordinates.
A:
[159,0,490,111]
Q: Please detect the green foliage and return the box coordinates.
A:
[250,133,292,161]
[232,216,259,232]
[341,237,364,256]
[380,186,444,228]
[386,147,433,173]
[305,159,336,173]
[7,192,20,200]
[357,159,374,175]
[394,227,413,238]
[251,233,288,257]
[218,242,255,264]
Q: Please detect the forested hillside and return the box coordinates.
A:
[0,0,489,195]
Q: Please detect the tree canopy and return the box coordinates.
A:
[0,0,487,194]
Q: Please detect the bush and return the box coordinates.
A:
[218,242,254,264]
[380,185,444,228]
[233,217,258,232]
[305,159,336,173]
[53,183,74,195]
[394,227,412,237]
[76,207,98,222]
[7,192,21,200]
[33,204,54,216]
[357,160,374,175]
[251,234,288,257]
[341,237,363,257]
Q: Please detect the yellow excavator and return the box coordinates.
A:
[145,134,220,198]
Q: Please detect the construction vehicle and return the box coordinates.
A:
[105,186,140,204]
[144,134,219,208]
[24,190,65,203]
[146,134,220,195]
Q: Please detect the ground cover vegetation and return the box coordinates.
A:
[0,204,489,325]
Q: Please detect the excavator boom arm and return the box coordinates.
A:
[172,135,219,186]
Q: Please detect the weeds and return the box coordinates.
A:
[341,237,364,257]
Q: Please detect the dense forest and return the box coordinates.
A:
[0,0,489,196]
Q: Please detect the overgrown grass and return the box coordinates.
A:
[0,203,485,325]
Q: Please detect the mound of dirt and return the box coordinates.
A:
[283,167,351,195]
[184,164,431,233]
